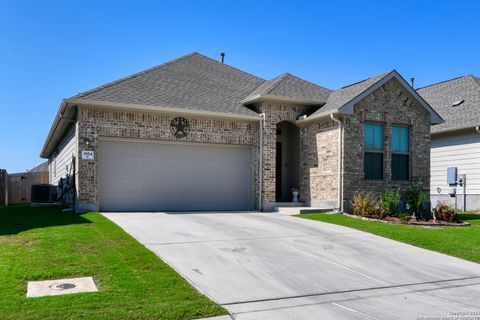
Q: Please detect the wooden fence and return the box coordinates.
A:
[7,171,49,204]
[0,169,7,206]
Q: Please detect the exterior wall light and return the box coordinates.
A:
[82,137,92,146]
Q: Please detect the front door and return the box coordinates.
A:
[275,121,300,202]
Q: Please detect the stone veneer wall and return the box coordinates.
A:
[300,119,339,207]
[342,78,431,212]
[75,106,260,211]
[250,102,316,210]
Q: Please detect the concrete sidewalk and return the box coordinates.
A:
[102,212,480,319]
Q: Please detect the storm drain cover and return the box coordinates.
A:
[27,277,98,298]
[49,283,76,290]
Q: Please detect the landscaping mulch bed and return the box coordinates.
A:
[343,213,471,227]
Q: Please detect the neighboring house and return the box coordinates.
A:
[40,53,442,212]
[30,161,49,173]
[418,75,480,210]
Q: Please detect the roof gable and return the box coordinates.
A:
[310,71,391,116]
[308,70,443,124]
[241,73,331,105]
[418,75,480,133]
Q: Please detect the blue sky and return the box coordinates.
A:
[1,0,479,172]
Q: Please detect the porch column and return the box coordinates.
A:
[299,127,311,204]
[261,113,277,210]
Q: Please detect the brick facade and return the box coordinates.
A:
[250,102,315,210]
[342,78,431,211]
[75,106,260,211]
[300,119,339,207]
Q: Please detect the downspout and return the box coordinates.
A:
[258,113,266,211]
[330,113,343,212]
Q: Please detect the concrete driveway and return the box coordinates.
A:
[102,212,480,319]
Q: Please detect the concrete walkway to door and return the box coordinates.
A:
[102,212,480,319]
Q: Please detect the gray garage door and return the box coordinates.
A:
[98,139,254,211]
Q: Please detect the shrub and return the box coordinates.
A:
[405,186,427,214]
[399,213,412,222]
[433,201,458,223]
[352,192,374,216]
[352,192,385,219]
[380,189,401,216]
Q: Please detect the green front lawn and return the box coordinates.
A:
[299,212,480,264]
[0,205,226,320]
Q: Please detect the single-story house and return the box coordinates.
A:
[418,75,480,210]
[41,52,442,212]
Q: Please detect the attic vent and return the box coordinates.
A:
[452,100,465,107]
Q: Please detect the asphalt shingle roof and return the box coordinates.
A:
[71,52,265,116]
[43,52,447,158]
[69,53,434,123]
[311,71,392,116]
[242,73,331,103]
[242,74,287,99]
[418,75,480,133]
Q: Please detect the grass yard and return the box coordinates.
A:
[299,212,480,264]
[0,205,226,320]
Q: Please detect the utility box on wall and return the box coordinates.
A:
[448,187,456,197]
[447,167,457,186]
[447,167,458,197]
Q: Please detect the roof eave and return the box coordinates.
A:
[431,124,480,136]
[40,99,73,158]
[297,110,342,124]
[41,98,263,158]
[71,99,263,121]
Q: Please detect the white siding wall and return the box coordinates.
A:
[49,127,77,186]
[431,131,480,197]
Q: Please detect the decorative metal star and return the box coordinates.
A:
[171,117,190,138]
